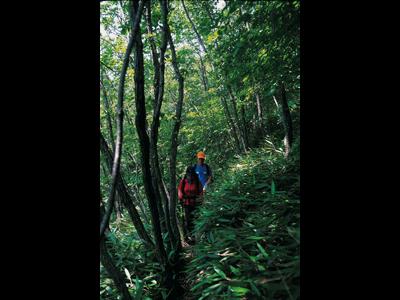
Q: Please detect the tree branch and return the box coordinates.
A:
[181,0,207,54]
[100,0,145,239]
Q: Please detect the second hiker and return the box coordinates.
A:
[193,151,213,198]
[178,166,202,243]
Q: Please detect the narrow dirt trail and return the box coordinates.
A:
[176,241,195,300]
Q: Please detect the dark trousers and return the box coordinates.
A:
[184,205,196,237]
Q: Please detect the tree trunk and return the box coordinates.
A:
[123,152,150,225]
[187,38,208,92]
[132,0,167,265]
[100,238,132,300]
[146,0,175,248]
[227,87,247,152]
[220,96,241,153]
[167,24,185,248]
[197,51,208,91]
[145,0,166,234]
[100,77,116,152]
[255,92,264,134]
[100,0,145,239]
[100,76,123,220]
[145,1,160,109]
[240,104,250,148]
[100,132,154,246]
[278,82,293,158]
[127,157,151,226]
[100,204,132,300]
[101,157,122,221]
[181,0,207,54]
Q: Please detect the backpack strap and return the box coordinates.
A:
[178,177,186,201]
[181,177,186,194]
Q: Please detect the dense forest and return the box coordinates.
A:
[100,0,300,299]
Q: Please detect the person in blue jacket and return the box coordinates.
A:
[193,151,213,197]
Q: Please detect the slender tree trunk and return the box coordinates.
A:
[122,152,150,225]
[145,0,166,235]
[100,204,132,300]
[100,132,154,246]
[167,25,184,248]
[132,0,167,265]
[100,0,145,239]
[264,95,272,135]
[100,77,123,220]
[187,38,208,92]
[100,77,116,152]
[114,194,123,222]
[278,82,293,158]
[220,96,241,153]
[197,51,208,91]
[146,0,175,247]
[126,152,151,226]
[181,0,207,54]
[255,92,264,133]
[145,1,160,109]
[182,0,245,151]
[100,240,132,300]
[101,158,122,221]
[227,87,247,152]
[240,104,250,148]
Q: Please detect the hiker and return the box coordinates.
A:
[193,151,213,195]
[178,166,202,242]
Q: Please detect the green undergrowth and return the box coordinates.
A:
[185,141,300,299]
[100,222,166,300]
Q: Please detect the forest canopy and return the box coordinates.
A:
[100,0,300,299]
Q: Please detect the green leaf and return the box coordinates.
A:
[135,278,144,299]
[246,236,264,240]
[198,291,212,300]
[256,242,269,259]
[287,226,300,244]
[168,249,176,261]
[214,266,228,279]
[191,279,209,292]
[271,180,276,195]
[230,286,250,296]
[162,231,169,242]
[229,265,240,276]
[254,182,270,190]
[249,255,258,263]
[257,264,266,271]
[249,281,261,297]
[124,268,131,282]
[207,231,215,243]
[203,283,222,293]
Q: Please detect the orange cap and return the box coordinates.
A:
[197,151,206,159]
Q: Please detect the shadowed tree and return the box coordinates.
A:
[100,0,145,239]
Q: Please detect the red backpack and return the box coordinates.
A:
[178,177,202,206]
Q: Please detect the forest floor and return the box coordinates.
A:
[174,142,300,299]
[177,241,195,300]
